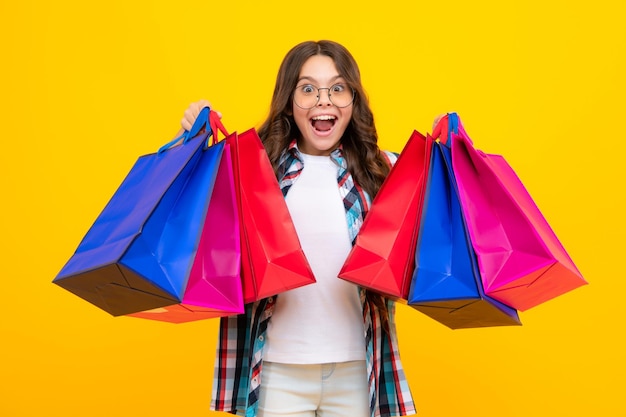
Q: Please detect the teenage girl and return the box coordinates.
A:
[181,40,422,417]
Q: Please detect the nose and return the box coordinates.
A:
[317,88,332,106]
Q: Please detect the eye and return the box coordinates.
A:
[331,83,347,93]
[297,84,316,94]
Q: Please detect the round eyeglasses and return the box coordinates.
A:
[293,83,355,109]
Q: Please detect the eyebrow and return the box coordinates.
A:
[297,75,345,84]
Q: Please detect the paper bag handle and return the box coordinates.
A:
[158,107,230,153]
[208,109,229,144]
[432,112,472,147]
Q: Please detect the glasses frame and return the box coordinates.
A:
[292,83,356,110]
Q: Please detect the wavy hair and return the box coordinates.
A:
[257,40,392,330]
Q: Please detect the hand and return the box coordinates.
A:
[181,99,222,131]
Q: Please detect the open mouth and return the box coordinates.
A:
[310,115,337,132]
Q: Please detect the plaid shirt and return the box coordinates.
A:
[210,142,416,417]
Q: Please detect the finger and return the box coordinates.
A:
[198,99,211,110]
[189,103,202,118]
[182,106,200,130]
[181,117,192,132]
[181,100,213,131]
[183,108,196,125]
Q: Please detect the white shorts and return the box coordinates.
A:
[258,360,369,417]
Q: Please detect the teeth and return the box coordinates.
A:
[311,115,336,121]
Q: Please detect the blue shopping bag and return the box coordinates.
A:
[407,140,521,329]
[54,108,227,316]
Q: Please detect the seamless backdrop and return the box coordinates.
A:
[1,1,624,416]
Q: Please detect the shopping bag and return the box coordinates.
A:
[128,112,243,322]
[54,108,241,319]
[441,113,587,311]
[407,140,521,329]
[228,128,316,303]
[338,130,432,300]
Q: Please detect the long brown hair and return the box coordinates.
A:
[258,40,392,330]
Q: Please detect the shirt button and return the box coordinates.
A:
[268,297,274,303]
[258,335,264,342]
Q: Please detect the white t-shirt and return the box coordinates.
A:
[264,153,366,364]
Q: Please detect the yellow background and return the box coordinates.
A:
[1,1,623,416]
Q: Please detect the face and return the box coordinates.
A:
[292,55,353,156]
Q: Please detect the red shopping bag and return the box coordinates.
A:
[228,128,316,303]
[440,113,587,311]
[338,131,432,300]
[128,110,244,323]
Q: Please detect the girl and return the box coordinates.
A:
[182,40,416,417]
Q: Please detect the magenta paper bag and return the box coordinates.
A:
[182,142,242,312]
[183,142,244,313]
[441,113,587,311]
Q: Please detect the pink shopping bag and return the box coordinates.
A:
[439,113,587,311]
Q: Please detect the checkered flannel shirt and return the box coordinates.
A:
[210,141,416,417]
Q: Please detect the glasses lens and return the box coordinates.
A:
[294,84,319,109]
[294,84,355,109]
[328,83,354,108]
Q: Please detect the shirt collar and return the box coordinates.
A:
[286,139,346,170]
